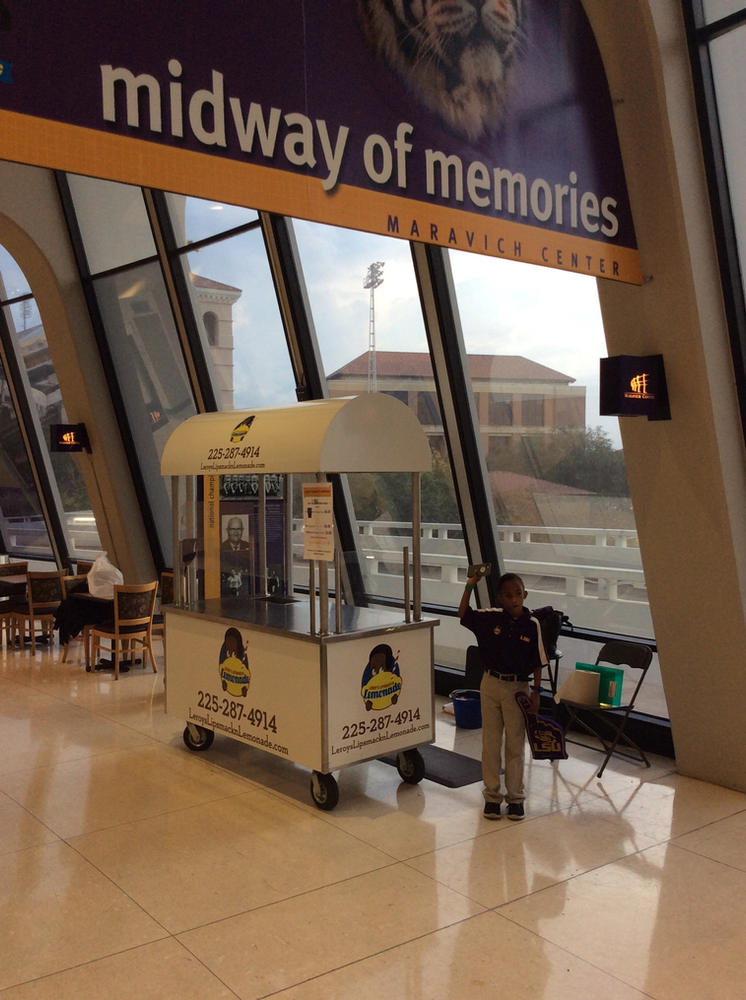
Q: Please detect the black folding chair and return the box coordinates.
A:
[464,644,485,689]
[539,610,564,697]
[559,639,653,778]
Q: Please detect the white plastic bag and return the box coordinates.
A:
[87,552,123,599]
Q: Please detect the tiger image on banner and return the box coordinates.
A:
[357,0,526,141]
[360,643,403,711]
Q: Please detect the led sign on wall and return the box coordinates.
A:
[599,355,671,421]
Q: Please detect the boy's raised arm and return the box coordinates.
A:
[458,574,480,619]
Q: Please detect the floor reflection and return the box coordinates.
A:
[0,643,744,999]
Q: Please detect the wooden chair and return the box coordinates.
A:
[0,599,21,647]
[152,570,174,647]
[89,582,158,681]
[0,561,28,577]
[61,574,91,664]
[76,561,94,575]
[12,570,65,654]
[0,562,27,646]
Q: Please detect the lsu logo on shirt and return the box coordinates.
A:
[520,635,531,643]
[492,626,501,636]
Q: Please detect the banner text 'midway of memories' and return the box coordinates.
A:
[99,62,638,282]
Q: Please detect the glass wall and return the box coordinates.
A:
[93,261,197,560]
[448,252,665,715]
[52,171,666,716]
[708,24,746,297]
[702,0,745,23]
[175,224,297,410]
[0,352,53,559]
[66,175,156,273]
[0,245,100,561]
[294,222,465,619]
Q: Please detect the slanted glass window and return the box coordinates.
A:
[165,193,258,247]
[1,245,100,559]
[0,352,53,559]
[66,175,156,273]
[174,226,297,410]
[9,304,92,512]
[703,0,746,24]
[93,262,197,562]
[294,221,466,654]
[449,250,663,717]
[709,25,746,311]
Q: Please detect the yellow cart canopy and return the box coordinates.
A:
[160,395,432,476]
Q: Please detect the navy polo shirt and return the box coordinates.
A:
[461,606,547,679]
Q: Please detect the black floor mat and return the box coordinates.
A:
[380,744,482,788]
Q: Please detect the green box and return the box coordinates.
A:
[575,662,624,707]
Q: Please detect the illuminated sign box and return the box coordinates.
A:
[599,355,670,421]
[50,423,91,453]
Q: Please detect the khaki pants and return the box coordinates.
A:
[480,673,529,804]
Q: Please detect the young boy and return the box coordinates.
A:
[459,571,547,820]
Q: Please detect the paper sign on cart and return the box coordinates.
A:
[303,483,334,561]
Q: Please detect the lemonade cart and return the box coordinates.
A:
[160,395,438,809]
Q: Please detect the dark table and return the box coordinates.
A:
[0,575,27,598]
[54,592,112,645]
[54,593,142,671]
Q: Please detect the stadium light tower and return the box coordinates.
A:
[363,261,385,393]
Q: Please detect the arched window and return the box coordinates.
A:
[0,243,101,561]
[204,311,219,347]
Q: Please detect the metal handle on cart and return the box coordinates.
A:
[309,560,316,635]
[335,550,342,633]
[319,559,329,635]
[412,472,422,621]
[403,546,411,623]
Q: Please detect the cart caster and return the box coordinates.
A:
[310,771,339,811]
[396,748,425,784]
[183,723,215,752]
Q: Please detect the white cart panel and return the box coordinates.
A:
[166,611,323,770]
[325,628,434,767]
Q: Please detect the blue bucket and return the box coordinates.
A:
[451,689,482,729]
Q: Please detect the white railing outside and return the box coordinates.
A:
[294,518,651,631]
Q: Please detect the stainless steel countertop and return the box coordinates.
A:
[164,596,438,643]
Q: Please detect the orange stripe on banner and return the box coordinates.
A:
[0,110,642,285]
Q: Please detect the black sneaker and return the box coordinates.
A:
[483,802,501,820]
[507,803,525,821]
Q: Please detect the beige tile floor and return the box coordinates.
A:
[1,642,745,999]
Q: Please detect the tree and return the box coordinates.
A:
[347,448,460,524]
[487,427,630,497]
[543,426,630,496]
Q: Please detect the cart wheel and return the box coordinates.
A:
[221,680,227,691]
[391,694,399,705]
[396,748,425,784]
[310,771,339,811]
[365,700,373,711]
[183,724,215,752]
